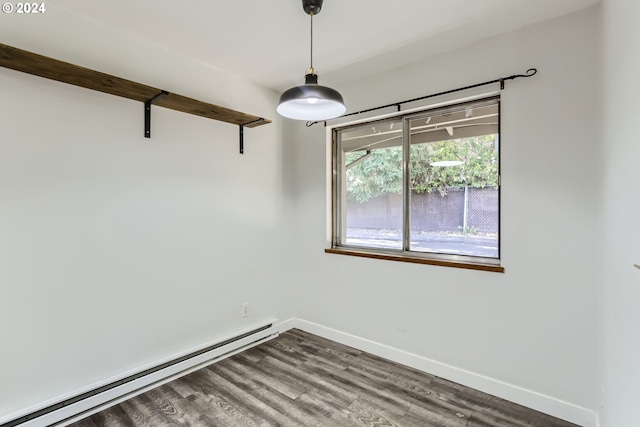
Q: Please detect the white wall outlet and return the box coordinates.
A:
[242,302,249,318]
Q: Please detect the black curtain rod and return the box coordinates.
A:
[306,68,537,127]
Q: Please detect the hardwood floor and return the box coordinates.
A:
[67,329,580,427]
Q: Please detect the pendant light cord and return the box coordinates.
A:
[310,13,314,72]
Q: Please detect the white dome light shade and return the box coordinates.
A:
[277,83,346,121]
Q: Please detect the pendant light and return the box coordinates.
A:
[277,0,346,121]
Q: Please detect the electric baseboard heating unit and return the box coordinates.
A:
[1,321,279,427]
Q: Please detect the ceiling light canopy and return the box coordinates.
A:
[277,0,346,121]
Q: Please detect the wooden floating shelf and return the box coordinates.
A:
[0,43,271,151]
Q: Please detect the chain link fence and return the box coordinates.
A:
[346,187,498,235]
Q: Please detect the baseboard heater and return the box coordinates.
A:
[1,321,279,427]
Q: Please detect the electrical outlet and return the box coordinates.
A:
[242,302,249,318]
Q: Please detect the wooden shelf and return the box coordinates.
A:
[0,43,271,133]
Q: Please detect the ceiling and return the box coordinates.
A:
[54,0,598,92]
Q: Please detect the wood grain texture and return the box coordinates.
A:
[68,329,579,427]
[154,93,270,127]
[324,248,505,273]
[0,43,270,128]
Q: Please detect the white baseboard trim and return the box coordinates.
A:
[1,320,279,427]
[275,317,302,333]
[283,318,596,427]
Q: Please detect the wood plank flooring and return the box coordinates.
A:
[67,329,580,427]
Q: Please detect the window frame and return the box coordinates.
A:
[328,96,504,273]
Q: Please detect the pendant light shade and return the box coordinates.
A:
[277,73,346,121]
[277,0,346,121]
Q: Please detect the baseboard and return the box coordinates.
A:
[275,317,302,333]
[282,318,596,427]
[1,320,279,427]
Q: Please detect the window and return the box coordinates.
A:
[329,97,502,272]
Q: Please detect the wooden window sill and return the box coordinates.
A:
[325,248,504,273]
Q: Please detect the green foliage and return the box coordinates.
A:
[346,135,498,203]
[458,225,480,235]
[346,146,403,203]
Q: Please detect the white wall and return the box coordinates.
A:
[0,3,294,421]
[600,0,640,426]
[288,6,600,424]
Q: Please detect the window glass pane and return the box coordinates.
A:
[408,100,499,258]
[339,118,404,250]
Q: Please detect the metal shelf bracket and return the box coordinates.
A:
[239,118,266,154]
[144,90,169,138]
